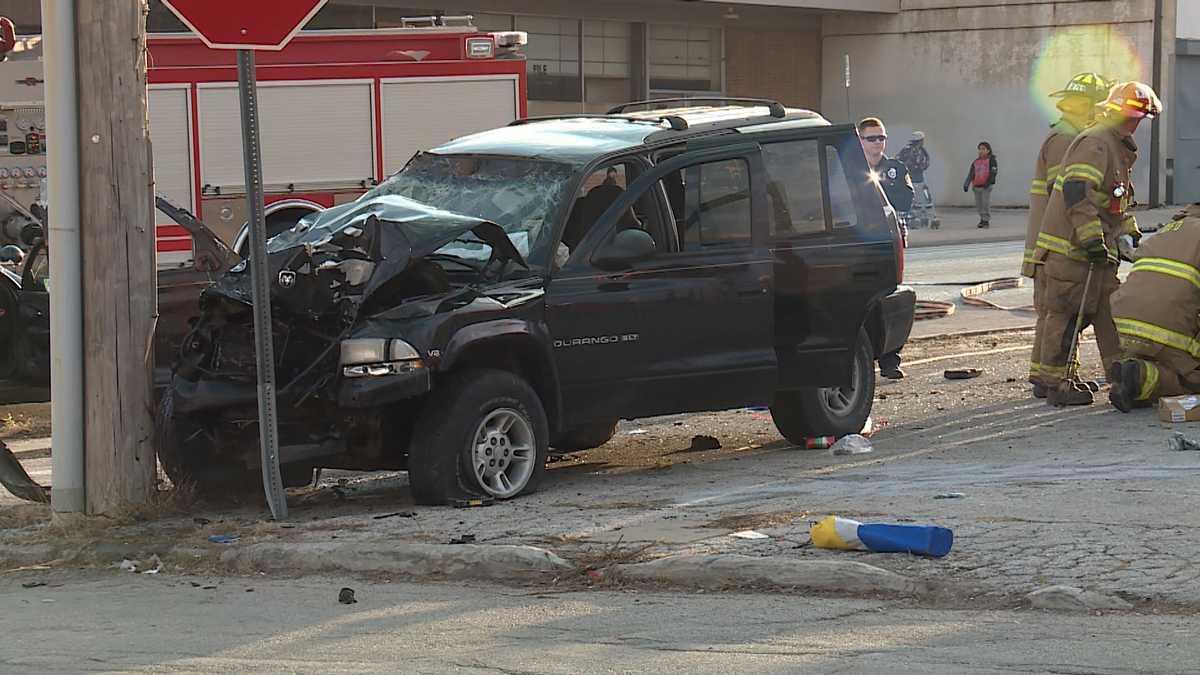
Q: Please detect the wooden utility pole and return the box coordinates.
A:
[76,0,156,514]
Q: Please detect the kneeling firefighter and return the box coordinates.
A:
[1109,205,1200,412]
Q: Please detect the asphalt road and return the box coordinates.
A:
[1,573,1196,674]
[905,241,1034,337]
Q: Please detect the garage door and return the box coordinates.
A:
[148,85,195,268]
[381,76,520,176]
[1175,54,1200,204]
[197,81,375,190]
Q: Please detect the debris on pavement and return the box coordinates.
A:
[338,587,357,605]
[831,434,873,456]
[21,581,46,589]
[800,436,836,450]
[688,435,722,451]
[372,511,418,520]
[1161,395,1200,423]
[626,429,648,435]
[449,534,477,545]
[142,555,163,575]
[207,534,240,545]
[729,530,771,540]
[944,368,982,380]
[193,517,212,526]
[810,515,954,557]
[117,559,139,573]
[934,492,967,499]
[1167,432,1200,452]
[451,497,494,508]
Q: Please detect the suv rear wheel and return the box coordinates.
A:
[770,327,875,442]
[407,368,548,505]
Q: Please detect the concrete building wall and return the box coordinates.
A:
[1179,0,1200,39]
[822,0,1164,208]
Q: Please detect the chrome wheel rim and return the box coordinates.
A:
[470,408,535,498]
[820,356,861,417]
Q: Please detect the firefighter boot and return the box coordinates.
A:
[1108,359,1143,414]
[1048,380,1094,407]
[1074,379,1101,393]
[1032,383,1049,399]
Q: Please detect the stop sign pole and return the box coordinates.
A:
[162,0,329,520]
[234,49,288,520]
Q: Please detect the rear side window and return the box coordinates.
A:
[825,144,858,229]
[761,140,826,236]
[679,158,752,250]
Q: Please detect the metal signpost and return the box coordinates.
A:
[162,0,329,520]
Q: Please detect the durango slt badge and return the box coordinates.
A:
[554,334,639,348]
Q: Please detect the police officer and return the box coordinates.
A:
[1108,205,1200,412]
[1024,73,1113,399]
[1033,81,1162,406]
[859,117,913,379]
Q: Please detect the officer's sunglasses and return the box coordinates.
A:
[862,135,888,143]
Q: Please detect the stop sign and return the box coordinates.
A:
[161,0,328,51]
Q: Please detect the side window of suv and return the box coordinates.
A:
[825,142,860,229]
[761,140,826,236]
[678,158,752,250]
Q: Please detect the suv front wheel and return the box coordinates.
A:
[770,327,875,442]
[407,368,549,505]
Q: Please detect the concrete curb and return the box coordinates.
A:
[218,542,574,580]
[908,233,1023,249]
[910,324,1035,342]
[616,554,926,597]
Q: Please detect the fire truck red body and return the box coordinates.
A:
[146,23,528,263]
[0,20,528,267]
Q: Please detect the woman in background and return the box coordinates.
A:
[963,141,998,228]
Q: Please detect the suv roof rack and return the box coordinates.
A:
[608,97,787,118]
[509,113,689,131]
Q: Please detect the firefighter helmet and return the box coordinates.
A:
[1102,81,1163,119]
[1049,72,1112,103]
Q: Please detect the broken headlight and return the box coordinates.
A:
[339,338,424,378]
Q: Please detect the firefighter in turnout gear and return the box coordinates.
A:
[1033,81,1161,407]
[1025,73,1113,399]
[1108,205,1200,412]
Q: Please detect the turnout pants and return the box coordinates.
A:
[1119,337,1200,402]
[1036,257,1121,386]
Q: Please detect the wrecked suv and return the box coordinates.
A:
[159,99,915,505]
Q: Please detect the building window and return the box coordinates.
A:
[649,25,722,94]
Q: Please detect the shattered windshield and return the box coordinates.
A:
[364,154,576,262]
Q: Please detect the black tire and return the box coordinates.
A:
[770,327,876,442]
[155,388,313,499]
[552,419,618,453]
[407,368,548,506]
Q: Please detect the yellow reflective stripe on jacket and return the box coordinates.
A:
[1063,163,1104,186]
[1045,163,1063,182]
[1053,175,1065,192]
[1075,219,1104,242]
[1030,179,1048,196]
[1035,232,1088,262]
[1114,318,1200,357]
[1023,247,1038,264]
[1130,257,1200,290]
[1137,361,1160,401]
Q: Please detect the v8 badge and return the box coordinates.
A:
[278,270,296,289]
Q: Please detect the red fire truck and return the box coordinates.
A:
[0,16,528,267]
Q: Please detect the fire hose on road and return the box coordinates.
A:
[911,277,1034,321]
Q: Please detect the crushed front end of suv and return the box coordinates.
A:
[160,101,915,505]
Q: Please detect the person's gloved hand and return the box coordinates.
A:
[1117,234,1139,263]
[1084,239,1109,264]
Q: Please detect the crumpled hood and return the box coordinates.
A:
[206,194,526,315]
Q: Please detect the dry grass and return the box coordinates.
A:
[0,503,51,530]
[0,403,52,440]
[111,481,201,524]
[0,414,35,439]
[700,509,810,533]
